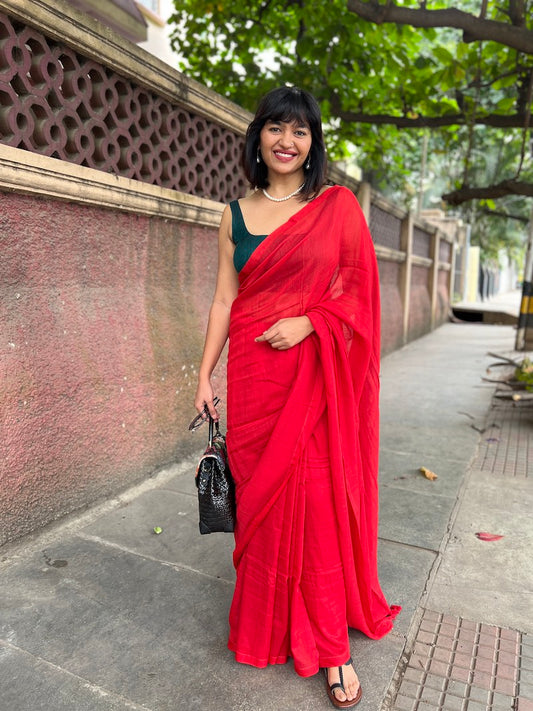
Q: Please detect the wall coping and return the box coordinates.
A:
[371,189,408,220]
[374,245,406,264]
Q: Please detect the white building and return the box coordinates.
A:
[136,0,179,68]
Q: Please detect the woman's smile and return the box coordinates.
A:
[273,149,298,162]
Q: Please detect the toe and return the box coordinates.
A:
[334,688,347,702]
[327,668,347,702]
[346,681,359,701]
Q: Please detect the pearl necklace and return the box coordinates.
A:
[262,183,304,202]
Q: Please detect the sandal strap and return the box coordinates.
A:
[325,658,355,694]
[329,682,344,693]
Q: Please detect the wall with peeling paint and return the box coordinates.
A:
[0,192,225,544]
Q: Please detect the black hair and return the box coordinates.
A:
[242,86,327,200]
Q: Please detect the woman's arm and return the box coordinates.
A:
[194,206,239,420]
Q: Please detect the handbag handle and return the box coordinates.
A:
[207,415,221,447]
[208,414,214,447]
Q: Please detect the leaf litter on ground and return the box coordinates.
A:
[475,531,504,542]
[419,466,438,481]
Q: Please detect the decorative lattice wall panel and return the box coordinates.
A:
[0,13,247,202]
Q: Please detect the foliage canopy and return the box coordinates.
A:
[169,0,533,261]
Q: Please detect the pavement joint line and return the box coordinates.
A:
[154,486,196,498]
[76,532,235,586]
[379,446,473,465]
[0,456,201,571]
[381,487,458,503]
[380,482,457,501]
[377,537,441,555]
[0,638,154,711]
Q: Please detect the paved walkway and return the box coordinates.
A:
[453,289,522,317]
[453,290,522,325]
[1,319,532,711]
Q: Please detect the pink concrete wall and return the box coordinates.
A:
[408,265,432,342]
[0,192,224,544]
[379,260,404,355]
[436,270,450,326]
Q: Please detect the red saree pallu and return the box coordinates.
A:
[226,186,400,677]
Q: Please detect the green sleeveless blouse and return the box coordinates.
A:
[230,200,267,273]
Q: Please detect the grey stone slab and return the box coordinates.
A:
[468,686,492,704]
[379,325,512,434]
[379,422,481,465]
[0,643,148,711]
[379,379,493,429]
[379,449,468,499]
[377,540,437,636]
[381,324,514,369]
[379,486,456,551]
[441,694,465,710]
[426,472,533,635]
[0,538,234,711]
[81,488,235,583]
[0,537,405,711]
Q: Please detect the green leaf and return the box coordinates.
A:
[494,96,517,112]
[492,74,519,90]
[432,46,456,64]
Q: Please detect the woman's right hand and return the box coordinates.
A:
[194,380,219,422]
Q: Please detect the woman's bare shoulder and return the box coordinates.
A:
[219,203,232,236]
[238,190,260,206]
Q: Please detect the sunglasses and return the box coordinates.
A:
[188,397,221,432]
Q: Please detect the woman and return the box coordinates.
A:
[194,86,399,708]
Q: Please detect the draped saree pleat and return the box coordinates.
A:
[226,186,400,677]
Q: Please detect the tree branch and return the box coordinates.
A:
[508,0,526,27]
[334,107,529,129]
[346,0,533,54]
[442,180,533,205]
[481,208,530,223]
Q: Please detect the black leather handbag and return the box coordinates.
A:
[194,415,235,534]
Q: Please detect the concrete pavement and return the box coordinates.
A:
[0,318,531,711]
[452,289,522,325]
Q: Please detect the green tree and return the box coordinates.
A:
[169,0,533,243]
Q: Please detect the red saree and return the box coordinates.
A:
[226,185,399,677]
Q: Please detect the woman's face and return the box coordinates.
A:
[259,119,312,177]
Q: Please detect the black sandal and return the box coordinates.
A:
[324,657,362,709]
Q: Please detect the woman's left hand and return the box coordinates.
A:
[255,316,314,350]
